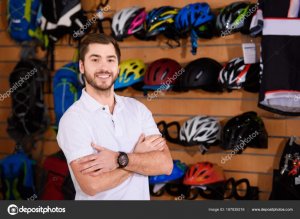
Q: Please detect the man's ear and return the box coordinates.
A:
[79,60,84,74]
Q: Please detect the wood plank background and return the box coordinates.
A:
[0,0,299,200]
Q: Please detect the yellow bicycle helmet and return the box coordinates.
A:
[114,59,146,90]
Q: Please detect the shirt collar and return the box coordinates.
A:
[80,88,124,112]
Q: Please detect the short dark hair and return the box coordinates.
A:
[79,33,121,63]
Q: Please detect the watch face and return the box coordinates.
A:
[118,153,128,168]
[119,156,127,165]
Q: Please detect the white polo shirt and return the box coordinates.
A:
[57,89,160,200]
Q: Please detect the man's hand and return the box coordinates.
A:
[134,134,166,153]
[77,143,119,176]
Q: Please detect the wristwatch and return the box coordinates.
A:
[117,152,129,168]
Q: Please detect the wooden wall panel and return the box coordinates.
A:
[0,139,15,154]
[0,63,16,77]
[152,115,300,137]
[90,0,257,12]
[0,33,15,46]
[0,0,299,201]
[168,138,286,156]
[139,98,264,116]
[170,151,279,173]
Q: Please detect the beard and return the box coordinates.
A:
[84,70,118,91]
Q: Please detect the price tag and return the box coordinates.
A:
[242,43,257,64]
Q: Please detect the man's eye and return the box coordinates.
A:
[92,59,98,62]
[108,59,115,63]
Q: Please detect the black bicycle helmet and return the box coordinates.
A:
[216,2,257,36]
[233,178,259,200]
[243,62,261,93]
[221,111,268,152]
[218,57,260,92]
[177,58,223,92]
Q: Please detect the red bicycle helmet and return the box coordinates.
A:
[183,162,226,186]
[143,58,182,90]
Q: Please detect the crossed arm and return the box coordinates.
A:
[70,134,173,196]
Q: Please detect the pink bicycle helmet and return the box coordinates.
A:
[112,6,146,41]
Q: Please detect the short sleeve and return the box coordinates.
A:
[137,101,161,137]
[57,112,95,164]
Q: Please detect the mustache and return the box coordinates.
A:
[95,70,112,75]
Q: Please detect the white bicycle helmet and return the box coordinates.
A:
[180,116,221,146]
[112,6,146,40]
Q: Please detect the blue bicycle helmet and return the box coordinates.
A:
[175,3,214,55]
[149,160,187,184]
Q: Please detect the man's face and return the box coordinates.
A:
[79,43,119,91]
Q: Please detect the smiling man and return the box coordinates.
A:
[57,33,173,200]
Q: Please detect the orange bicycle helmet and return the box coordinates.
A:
[183,162,225,186]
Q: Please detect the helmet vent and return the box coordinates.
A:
[195,71,203,80]
[132,64,138,69]
[161,69,168,80]
[199,170,206,176]
[127,72,134,79]
[139,68,144,76]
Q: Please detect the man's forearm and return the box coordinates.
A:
[93,169,132,192]
[124,148,173,176]
[86,149,171,195]
[72,161,132,196]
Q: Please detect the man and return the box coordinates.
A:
[57,33,173,200]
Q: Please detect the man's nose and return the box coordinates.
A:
[97,60,109,71]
